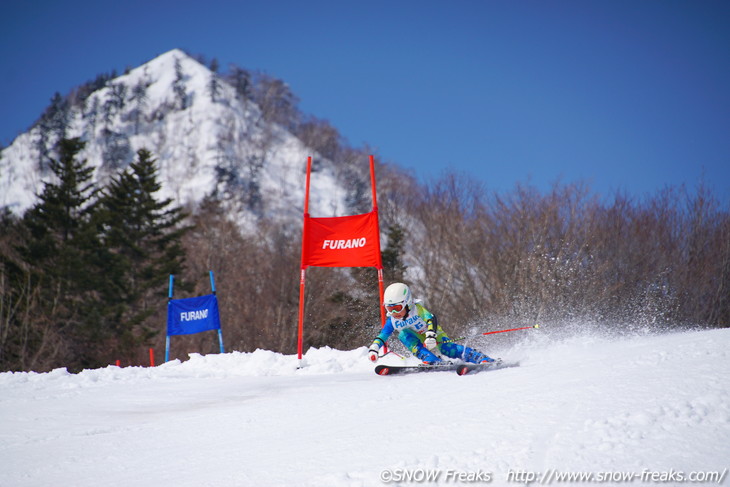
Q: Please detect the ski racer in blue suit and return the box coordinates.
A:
[368,282,495,365]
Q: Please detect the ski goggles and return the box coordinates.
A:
[385,303,405,313]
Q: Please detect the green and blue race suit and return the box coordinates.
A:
[372,302,491,364]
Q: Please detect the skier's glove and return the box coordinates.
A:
[424,331,438,351]
[368,343,380,362]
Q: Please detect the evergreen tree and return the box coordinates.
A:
[382,224,407,283]
[84,95,100,136]
[97,148,189,358]
[34,92,69,170]
[173,58,188,109]
[23,138,95,266]
[130,79,148,134]
[20,138,102,369]
[226,65,252,103]
[208,58,220,103]
[44,92,70,140]
[101,129,131,170]
[108,83,127,112]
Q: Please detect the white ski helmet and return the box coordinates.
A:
[383,282,413,315]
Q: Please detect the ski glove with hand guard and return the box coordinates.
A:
[424,330,438,351]
[368,342,381,362]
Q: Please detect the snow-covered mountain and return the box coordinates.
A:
[0,49,347,230]
[1,327,728,486]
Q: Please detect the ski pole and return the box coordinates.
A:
[449,324,540,342]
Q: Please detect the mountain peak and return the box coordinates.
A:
[0,50,348,231]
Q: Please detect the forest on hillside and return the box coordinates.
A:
[1,55,728,372]
[2,142,727,373]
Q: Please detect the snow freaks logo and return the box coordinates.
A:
[380,468,492,484]
[322,238,367,250]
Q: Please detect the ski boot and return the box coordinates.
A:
[414,345,443,365]
[463,348,494,364]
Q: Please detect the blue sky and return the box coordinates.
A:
[2,0,729,204]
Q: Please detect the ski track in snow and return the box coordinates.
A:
[1,328,729,486]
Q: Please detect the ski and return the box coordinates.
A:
[374,360,517,376]
[374,363,460,375]
[456,360,519,375]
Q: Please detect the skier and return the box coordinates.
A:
[367,282,495,365]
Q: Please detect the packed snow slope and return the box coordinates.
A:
[1,327,729,487]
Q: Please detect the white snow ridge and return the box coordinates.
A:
[1,327,728,486]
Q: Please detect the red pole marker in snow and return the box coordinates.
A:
[297,155,385,363]
[450,324,540,342]
[481,324,540,336]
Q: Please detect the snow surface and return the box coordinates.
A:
[1,327,729,486]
